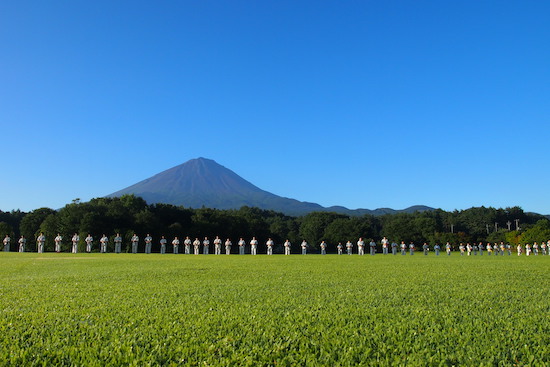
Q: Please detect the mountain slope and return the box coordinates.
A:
[107,158,434,216]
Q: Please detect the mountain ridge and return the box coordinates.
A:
[107,158,434,216]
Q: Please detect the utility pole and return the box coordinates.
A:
[450,224,454,233]
[494,222,498,232]
[515,219,520,231]
[507,221,511,231]
[486,224,490,234]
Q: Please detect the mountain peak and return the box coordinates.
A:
[107,158,434,216]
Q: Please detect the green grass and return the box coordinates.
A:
[0,253,548,366]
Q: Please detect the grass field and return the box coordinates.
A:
[0,253,548,366]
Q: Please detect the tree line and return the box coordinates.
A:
[1,195,549,253]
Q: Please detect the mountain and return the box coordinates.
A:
[107,158,434,216]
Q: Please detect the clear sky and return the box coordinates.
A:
[1,1,549,214]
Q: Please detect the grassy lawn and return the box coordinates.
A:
[0,253,548,366]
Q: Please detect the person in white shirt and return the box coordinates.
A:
[337,242,343,255]
[369,240,376,255]
[301,240,307,255]
[225,238,232,255]
[284,239,291,255]
[409,242,415,255]
[18,236,26,252]
[381,237,389,255]
[238,238,246,255]
[159,236,168,255]
[184,236,192,254]
[3,235,11,252]
[266,238,274,255]
[131,234,139,254]
[54,234,63,253]
[391,241,398,255]
[144,234,153,254]
[203,237,210,255]
[346,241,353,255]
[114,233,122,254]
[250,237,258,255]
[320,241,327,255]
[85,234,93,253]
[193,238,200,255]
[517,244,522,256]
[159,236,167,254]
[357,238,365,256]
[400,241,407,255]
[36,233,46,253]
[100,234,109,253]
[214,236,222,255]
[171,236,178,254]
[72,233,79,253]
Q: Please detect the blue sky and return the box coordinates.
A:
[1,1,549,214]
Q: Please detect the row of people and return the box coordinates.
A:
[4,234,550,256]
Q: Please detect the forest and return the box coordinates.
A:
[1,195,549,253]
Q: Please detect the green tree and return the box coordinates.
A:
[19,208,56,251]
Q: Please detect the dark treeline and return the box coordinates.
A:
[1,195,549,253]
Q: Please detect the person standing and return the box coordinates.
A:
[170,236,178,254]
[266,238,274,255]
[391,241,398,255]
[422,242,429,256]
[517,244,522,256]
[337,242,343,255]
[214,236,222,255]
[500,242,506,256]
[238,237,246,255]
[381,237,389,255]
[85,234,93,253]
[369,239,376,255]
[184,236,192,255]
[54,233,63,253]
[466,243,472,256]
[320,241,327,255]
[193,238,200,255]
[473,243,478,256]
[18,236,26,252]
[72,233,79,254]
[409,242,415,255]
[533,242,539,256]
[131,233,139,254]
[203,237,210,255]
[434,243,441,256]
[525,243,532,256]
[445,242,452,256]
[144,234,153,254]
[541,242,547,256]
[486,243,493,256]
[505,242,511,256]
[346,241,353,255]
[301,240,307,255]
[478,242,484,256]
[400,241,407,255]
[3,235,10,252]
[114,233,122,254]
[100,234,109,253]
[36,233,46,253]
[284,239,291,255]
[357,238,365,256]
[459,243,465,256]
[159,236,168,255]
[225,238,232,255]
[250,237,258,255]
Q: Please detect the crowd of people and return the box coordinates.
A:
[3,234,550,256]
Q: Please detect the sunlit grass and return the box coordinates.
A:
[0,253,548,366]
